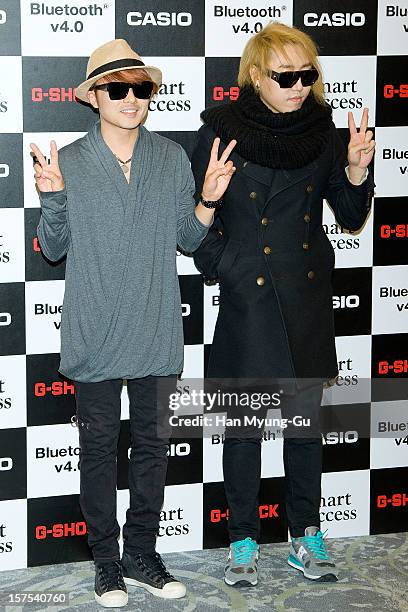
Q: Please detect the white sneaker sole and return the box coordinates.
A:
[224,576,258,587]
[94,590,128,607]
[124,576,186,599]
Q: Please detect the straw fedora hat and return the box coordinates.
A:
[76,39,162,102]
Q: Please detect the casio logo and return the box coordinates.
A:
[332,295,360,309]
[304,12,366,27]
[127,11,192,26]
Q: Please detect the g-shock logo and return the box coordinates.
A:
[304,12,365,27]
[127,11,192,26]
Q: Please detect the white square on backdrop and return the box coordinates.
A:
[205,0,293,57]
[0,355,27,430]
[27,423,80,498]
[320,470,370,538]
[0,209,25,283]
[20,0,116,56]
[320,56,377,128]
[0,56,23,133]
[373,127,408,197]
[25,280,65,354]
[144,57,205,132]
[372,265,408,335]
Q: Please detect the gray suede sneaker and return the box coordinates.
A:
[288,526,338,582]
[224,537,260,587]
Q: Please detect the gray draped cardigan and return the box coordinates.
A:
[37,121,210,382]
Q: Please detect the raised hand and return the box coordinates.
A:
[201,137,237,201]
[30,140,65,192]
[347,108,376,170]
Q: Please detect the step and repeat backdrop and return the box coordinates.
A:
[0,0,407,569]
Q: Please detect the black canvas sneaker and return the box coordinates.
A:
[122,551,186,599]
[94,560,128,607]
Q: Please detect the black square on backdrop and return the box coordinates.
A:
[332,267,372,336]
[115,0,205,56]
[25,209,66,281]
[205,57,241,109]
[371,333,408,402]
[0,0,21,55]
[373,197,408,266]
[293,0,377,55]
[0,428,26,501]
[376,56,408,127]
[22,57,97,132]
[157,131,197,160]
[0,282,25,355]
[203,477,287,549]
[0,134,23,208]
[27,494,91,566]
[321,402,370,472]
[26,353,75,427]
[370,467,408,535]
[179,275,203,345]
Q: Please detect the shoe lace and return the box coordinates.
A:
[303,529,329,561]
[98,561,125,590]
[139,552,173,581]
[232,538,258,564]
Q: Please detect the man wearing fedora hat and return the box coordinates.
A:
[31,39,236,608]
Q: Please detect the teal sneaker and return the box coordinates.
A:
[224,537,260,587]
[288,526,338,582]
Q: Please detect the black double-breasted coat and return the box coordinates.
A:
[191,122,374,393]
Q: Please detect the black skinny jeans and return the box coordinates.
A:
[223,382,324,541]
[74,375,175,563]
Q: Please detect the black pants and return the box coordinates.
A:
[223,383,323,541]
[75,375,175,563]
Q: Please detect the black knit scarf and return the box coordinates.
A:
[200,86,333,170]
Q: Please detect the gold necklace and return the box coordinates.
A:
[114,153,132,174]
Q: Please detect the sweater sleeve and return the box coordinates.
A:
[176,144,211,254]
[37,187,70,262]
[323,123,375,232]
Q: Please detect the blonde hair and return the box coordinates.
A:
[238,22,325,106]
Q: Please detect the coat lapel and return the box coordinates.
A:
[240,158,318,215]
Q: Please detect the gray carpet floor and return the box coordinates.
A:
[0,533,407,611]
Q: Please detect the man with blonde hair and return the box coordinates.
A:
[192,22,374,586]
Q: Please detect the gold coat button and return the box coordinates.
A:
[249,191,257,199]
[263,246,272,254]
[304,213,311,223]
[307,270,315,279]
[306,184,314,193]
[302,242,309,250]
[261,217,268,226]
[256,276,265,286]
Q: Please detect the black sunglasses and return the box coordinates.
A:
[92,81,154,100]
[266,67,319,88]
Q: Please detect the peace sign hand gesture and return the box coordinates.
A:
[30,140,65,193]
[201,137,237,201]
[347,107,376,170]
